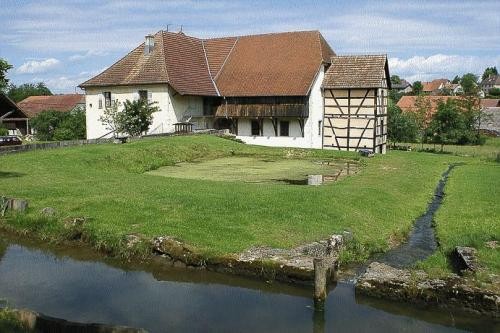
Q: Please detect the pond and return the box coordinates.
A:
[0,236,496,333]
[147,157,358,185]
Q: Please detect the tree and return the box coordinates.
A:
[428,99,464,150]
[0,58,13,93]
[412,81,423,95]
[0,123,8,136]
[387,102,418,144]
[460,73,479,95]
[99,99,160,137]
[53,108,86,141]
[390,75,401,85]
[30,109,86,141]
[487,87,500,97]
[451,75,461,84]
[7,82,52,102]
[414,94,432,145]
[482,67,498,81]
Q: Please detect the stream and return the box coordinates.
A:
[0,235,497,333]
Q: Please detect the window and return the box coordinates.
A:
[104,92,111,108]
[279,121,289,136]
[318,120,322,136]
[251,120,260,136]
[138,90,148,101]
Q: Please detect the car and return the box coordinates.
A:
[0,136,23,147]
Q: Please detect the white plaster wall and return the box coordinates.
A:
[236,65,325,149]
[84,85,203,139]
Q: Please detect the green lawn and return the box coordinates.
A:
[148,156,357,184]
[394,137,500,160]
[419,162,500,285]
[0,135,458,262]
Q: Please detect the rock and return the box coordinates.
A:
[356,262,500,318]
[1,197,29,216]
[151,236,204,266]
[10,199,29,212]
[125,234,142,248]
[10,308,148,332]
[64,217,88,229]
[41,207,56,217]
[485,240,498,249]
[453,246,479,273]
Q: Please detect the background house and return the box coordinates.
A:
[422,79,450,95]
[80,30,389,153]
[480,74,500,95]
[17,94,85,119]
[0,93,29,135]
[391,79,412,93]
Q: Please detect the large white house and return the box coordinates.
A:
[80,30,390,153]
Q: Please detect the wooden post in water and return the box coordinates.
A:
[313,257,329,311]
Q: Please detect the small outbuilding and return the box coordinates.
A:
[0,93,29,135]
[322,55,390,153]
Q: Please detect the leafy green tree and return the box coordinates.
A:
[414,94,432,145]
[482,67,498,81]
[120,99,159,136]
[99,99,160,137]
[388,89,403,103]
[30,111,63,141]
[428,99,464,150]
[0,58,13,93]
[390,75,401,85]
[451,75,461,84]
[387,102,418,143]
[412,81,423,95]
[31,109,86,141]
[7,82,52,102]
[53,108,86,141]
[460,73,479,95]
[487,87,500,97]
[0,123,8,136]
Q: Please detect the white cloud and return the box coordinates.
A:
[389,54,500,83]
[17,58,60,74]
[69,50,108,61]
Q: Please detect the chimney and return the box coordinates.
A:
[144,34,155,55]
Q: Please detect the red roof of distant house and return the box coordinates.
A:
[481,99,500,108]
[422,79,449,92]
[17,94,85,118]
[397,95,465,121]
[80,30,335,97]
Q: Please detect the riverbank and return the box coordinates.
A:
[1,135,499,316]
[0,236,497,333]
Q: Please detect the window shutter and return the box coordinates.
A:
[147,91,153,102]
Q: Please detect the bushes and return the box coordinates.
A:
[30,108,86,141]
[387,102,418,143]
[0,123,8,136]
[426,98,482,148]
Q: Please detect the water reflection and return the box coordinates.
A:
[0,236,496,333]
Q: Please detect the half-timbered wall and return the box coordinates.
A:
[323,87,387,153]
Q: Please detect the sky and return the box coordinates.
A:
[0,0,499,94]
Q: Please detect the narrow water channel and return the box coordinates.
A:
[0,236,497,333]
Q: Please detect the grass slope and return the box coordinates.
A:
[0,135,461,262]
[419,162,500,282]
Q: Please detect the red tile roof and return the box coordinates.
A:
[80,30,335,97]
[396,95,467,122]
[481,99,500,108]
[322,55,390,89]
[215,31,334,96]
[422,79,449,92]
[17,94,85,118]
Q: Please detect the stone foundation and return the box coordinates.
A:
[356,262,500,318]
